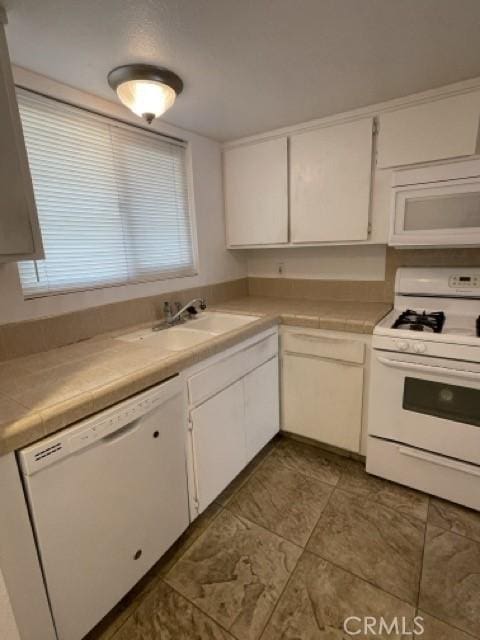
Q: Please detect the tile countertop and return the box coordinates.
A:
[0,297,391,456]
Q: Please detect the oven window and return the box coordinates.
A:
[403,377,480,427]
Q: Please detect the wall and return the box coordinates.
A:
[246,245,386,280]
[247,247,480,304]
[0,66,247,325]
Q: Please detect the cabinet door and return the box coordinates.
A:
[244,356,279,461]
[377,92,480,168]
[224,137,288,246]
[0,23,43,261]
[290,118,373,243]
[191,380,246,513]
[282,354,363,452]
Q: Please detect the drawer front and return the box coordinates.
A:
[188,334,278,406]
[283,331,365,364]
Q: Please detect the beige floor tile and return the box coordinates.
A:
[261,552,415,640]
[307,488,425,604]
[338,458,429,522]
[418,612,477,640]
[157,502,223,576]
[215,438,278,506]
[268,437,344,486]
[226,457,332,546]
[111,580,233,640]
[165,509,301,640]
[429,497,480,544]
[419,525,480,638]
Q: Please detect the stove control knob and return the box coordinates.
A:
[396,340,410,351]
[412,342,426,354]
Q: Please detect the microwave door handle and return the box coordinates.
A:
[376,355,480,381]
[397,446,480,478]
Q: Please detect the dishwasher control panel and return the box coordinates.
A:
[18,375,181,475]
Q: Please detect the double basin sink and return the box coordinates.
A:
[117,311,260,354]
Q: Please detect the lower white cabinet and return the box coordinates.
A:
[281,327,370,453]
[186,329,279,516]
[244,356,279,461]
[190,380,246,513]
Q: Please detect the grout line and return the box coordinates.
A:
[332,485,428,528]
[305,545,417,609]
[415,499,430,608]
[215,437,281,508]
[90,503,227,639]
[416,607,480,640]
[158,579,234,638]
[428,499,480,546]
[255,550,303,639]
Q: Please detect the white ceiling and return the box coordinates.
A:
[4,0,480,141]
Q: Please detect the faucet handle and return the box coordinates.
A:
[200,298,207,310]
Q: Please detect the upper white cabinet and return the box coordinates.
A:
[0,13,43,262]
[377,92,480,168]
[289,118,374,243]
[224,137,288,246]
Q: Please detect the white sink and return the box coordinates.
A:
[117,312,259,351]
[187,312,259,334]
[148,328,216,351]
[118,327,215,350]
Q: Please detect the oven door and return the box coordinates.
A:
[368,350,480,465]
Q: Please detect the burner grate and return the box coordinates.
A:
[392,309,446,334]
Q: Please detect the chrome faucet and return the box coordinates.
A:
[153,297,206,331]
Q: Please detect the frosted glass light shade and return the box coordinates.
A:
[116,80,176,122]
[108,65,183,124]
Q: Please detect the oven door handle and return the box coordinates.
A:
[398,446,480,478]
[376,355,480,381]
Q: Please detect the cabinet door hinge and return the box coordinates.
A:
[188,419,194,432]
[372,117,379,136]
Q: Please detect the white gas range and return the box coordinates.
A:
[367,267,480,511]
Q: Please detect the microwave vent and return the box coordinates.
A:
[34,442,63,462]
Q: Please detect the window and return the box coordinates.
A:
[17,88,196,298]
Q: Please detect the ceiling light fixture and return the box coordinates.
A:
[107,64,183,124]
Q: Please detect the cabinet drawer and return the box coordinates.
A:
[188,334,278,406]
[283,331,365,364]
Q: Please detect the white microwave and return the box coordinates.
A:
[389,158,480,247]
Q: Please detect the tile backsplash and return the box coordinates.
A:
[0,278,248,362]
[248,247,480,303]
[2,246,480,363]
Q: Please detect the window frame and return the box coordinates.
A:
[16,86,200,299]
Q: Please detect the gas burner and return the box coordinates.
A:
[391,309,446,334]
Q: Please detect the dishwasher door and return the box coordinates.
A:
[18,376,189,640]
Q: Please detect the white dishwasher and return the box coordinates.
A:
[18,375,189,640]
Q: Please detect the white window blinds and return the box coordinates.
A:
[17,88,195,298]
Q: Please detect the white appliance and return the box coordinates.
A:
[18,375,189,640]
[390,158,480,247]
[367,267,480,511]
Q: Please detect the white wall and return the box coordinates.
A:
[0,67,247,325]
[247,245,387,280]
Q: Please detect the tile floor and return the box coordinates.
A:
[87,436,480,640]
